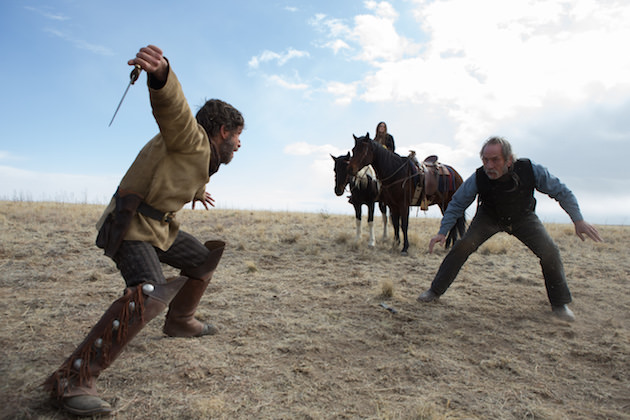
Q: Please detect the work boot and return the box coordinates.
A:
[162,277,219,337]
[417,289,439,302]
[44,278,187,417]
[552,304,575,322]
[163,241,225,338]
[59,395,112,417]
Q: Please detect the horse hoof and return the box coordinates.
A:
[400,251,408,256]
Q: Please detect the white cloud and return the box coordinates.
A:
[324,39,350,54]
[350,1,421,61]
[0,151,21,162]
[311,3,420,60]
[267,75,309,90]
[44,28,114,56]
[364,1,398,20]
[309,14,351,38]
[25,6,70,21]
[248,48,310,69]
[314,0,630,148]
[326,81,358,105]
[284,142,345,157]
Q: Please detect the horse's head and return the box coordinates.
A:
[348,133,374,176]
[331,152,352,196]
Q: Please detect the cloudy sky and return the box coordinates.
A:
[1,0,629,225]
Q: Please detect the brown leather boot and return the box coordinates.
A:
[163,241,225,338]
[44,277,187,416]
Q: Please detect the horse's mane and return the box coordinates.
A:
[364,138,410,179]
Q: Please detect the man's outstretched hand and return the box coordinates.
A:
[574,220,603,242]
[192,192,215,210]
[428,233,446,253]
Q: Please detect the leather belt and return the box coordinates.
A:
[137,202,174,223]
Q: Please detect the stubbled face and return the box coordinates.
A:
[219,127,242,164]
[481,143,512,180]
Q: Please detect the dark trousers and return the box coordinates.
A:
[112,231,210,287]
[430,210,572,306]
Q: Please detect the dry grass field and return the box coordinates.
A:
[0,201,628,419]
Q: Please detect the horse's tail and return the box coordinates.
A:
[445,214,467,249]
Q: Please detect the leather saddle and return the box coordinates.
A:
[409,152,454,210]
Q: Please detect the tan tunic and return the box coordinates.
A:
[97,65,210,251]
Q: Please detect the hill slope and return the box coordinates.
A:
[0,201,628,419]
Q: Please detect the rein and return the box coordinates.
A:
[378,160,414,187]
[372,143,417,188]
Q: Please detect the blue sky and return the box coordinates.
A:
[1,0,629,225]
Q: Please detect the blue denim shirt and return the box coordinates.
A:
[438,160,584,236]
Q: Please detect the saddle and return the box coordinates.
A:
[409,152,454,210]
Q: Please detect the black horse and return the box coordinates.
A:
[332,153,387,247]
[347,134,466,255]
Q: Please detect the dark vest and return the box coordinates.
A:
[476,158,536,224]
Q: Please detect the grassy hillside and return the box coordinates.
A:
[0,201,628,419]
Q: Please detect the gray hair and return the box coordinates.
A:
[480,136,516,162]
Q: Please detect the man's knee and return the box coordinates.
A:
[450,235,482,257]
[181,240,226,281]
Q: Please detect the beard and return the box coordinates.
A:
[484,168,501,179]
[218,137,236,164]
[484,164,510,180]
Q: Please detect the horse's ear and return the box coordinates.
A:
[345,152,351,159]
[353,134,358,140]
[366,132,370,140]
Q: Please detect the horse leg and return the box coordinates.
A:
[401,207,410,255]
[354,203,362,242]
[439,194,466,248]
[379,202,388,240]
[367,202,376,247]
[390,210,401,247]
[436,201,453,248]
[446,215,466,248]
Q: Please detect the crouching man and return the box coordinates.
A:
[418,136,602,322]
[44,44,244,416]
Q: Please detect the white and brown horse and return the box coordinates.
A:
[332,153,387,247]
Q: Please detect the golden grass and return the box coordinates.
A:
[0,201,629,419]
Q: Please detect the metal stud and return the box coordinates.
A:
[129,301,136,311]
[142,284,154,294]
[112,320,120,330]
[94,338,103,349]
[73,358,83,370]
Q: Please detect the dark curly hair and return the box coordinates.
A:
[195,99,244,139]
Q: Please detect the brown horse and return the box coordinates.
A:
[347,133,465,255]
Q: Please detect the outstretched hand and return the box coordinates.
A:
[574,220,603,242]
[428,233,446,253]
[192,192,215,210]
[128,45,168,83]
